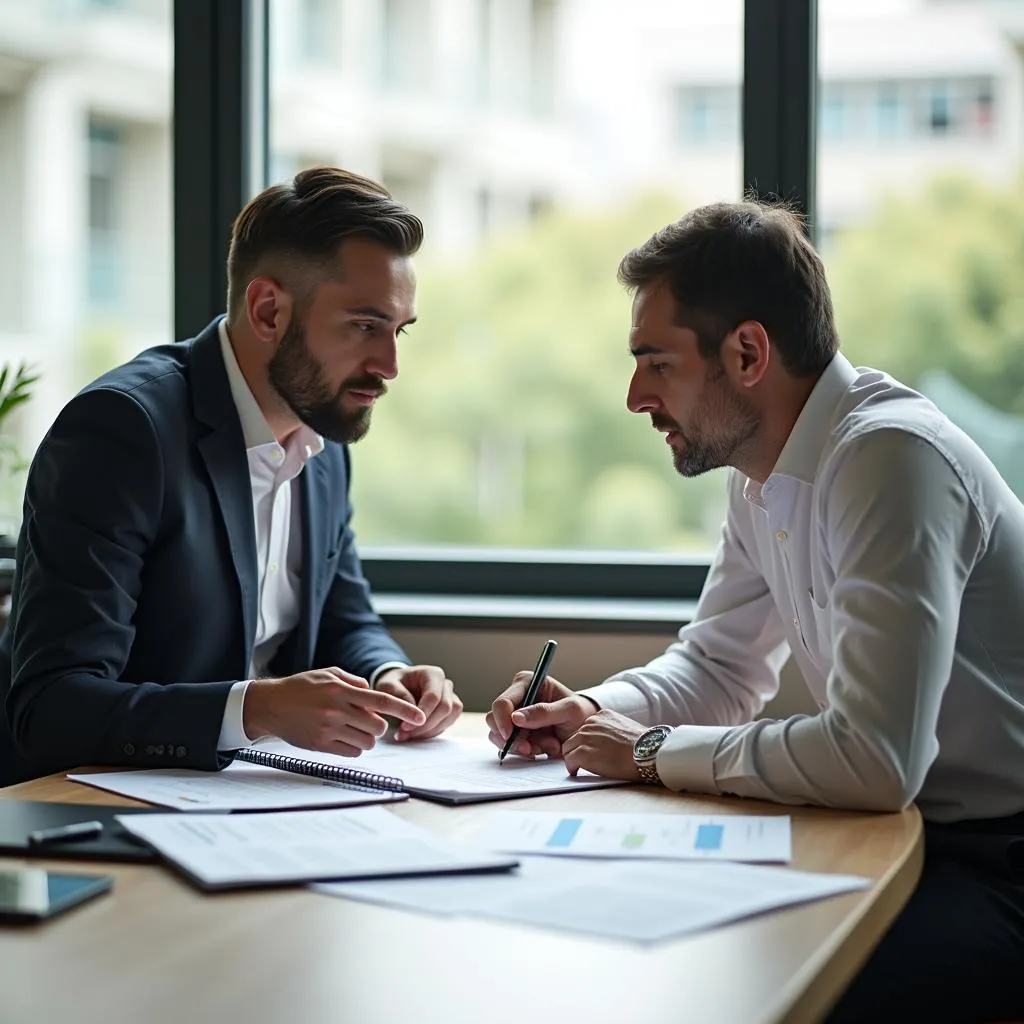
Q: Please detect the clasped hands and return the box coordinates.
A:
[485,672,646,782]
[243,664,462,757]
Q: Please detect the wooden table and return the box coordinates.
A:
[0,715,922,1024]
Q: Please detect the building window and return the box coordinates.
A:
[820,86,848,142]
[298,0,335,64]
[270,0,742,554]
[928,82,951,135]
[874,84,904,140]
[380,0,429,92]
[87,120,122,309]
[674,86,737,146]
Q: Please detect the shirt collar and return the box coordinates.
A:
[768,352,860,486]
[217,318,324,460]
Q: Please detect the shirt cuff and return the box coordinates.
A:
[217,680,254,751]
[370,662,409,687]
[655,724,732,794]
[576,680,650,718]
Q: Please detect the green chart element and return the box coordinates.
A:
[621,832,646,849]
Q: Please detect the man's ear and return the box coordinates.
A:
[245,276,292,348]
[722,320,770,388]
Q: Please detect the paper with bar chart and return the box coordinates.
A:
[471,811,792,863]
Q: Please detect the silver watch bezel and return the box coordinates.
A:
[633,724,672,765]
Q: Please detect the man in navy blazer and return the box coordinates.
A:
[0,167,462,784]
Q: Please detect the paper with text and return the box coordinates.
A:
[471,811,792,862]
[69,760,409,812]
[316,856,869,944]
[259,736,627,803]
[116,806,517,889]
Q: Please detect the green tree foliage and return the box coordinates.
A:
[828,171,1024,413]
[351,170,1024,550]
[350,193,727,551]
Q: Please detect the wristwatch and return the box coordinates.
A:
[633,724,673,785]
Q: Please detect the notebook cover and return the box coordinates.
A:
[0,800,162,863]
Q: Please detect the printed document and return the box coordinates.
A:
[471,811,792,862]
[257,736,627,804]
[68,761,409,812]
[316,856,869,944]
[116,806,517,890]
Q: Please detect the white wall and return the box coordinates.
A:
[391,624,819,720]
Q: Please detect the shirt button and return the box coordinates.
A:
[272,449,283,463]
[269,562,278,573]
[175,745,187,758]
[123,743,135,756]
[776,530,788,542]
[818,701,827,710]
[792,617,800,628]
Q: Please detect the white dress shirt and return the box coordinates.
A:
[581,353,1024,822]
[215,322,402,749]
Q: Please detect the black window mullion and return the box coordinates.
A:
[742,0,817,233]
[173,0,268,340]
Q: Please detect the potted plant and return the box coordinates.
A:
[0,362,38,603]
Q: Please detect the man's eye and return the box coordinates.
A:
[651,362,669,375]
[356,322,375,334]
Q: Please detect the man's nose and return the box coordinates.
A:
[626,372,656,414]
[368,338,399,381]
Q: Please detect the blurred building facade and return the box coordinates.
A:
[0,0,1022,524]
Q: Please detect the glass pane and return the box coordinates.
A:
[268,0,743,553]
[818,0,1024,498]
[0,0,173,535]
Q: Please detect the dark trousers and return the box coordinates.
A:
[826,811,1024,1024]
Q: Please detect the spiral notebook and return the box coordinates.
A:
[233,737,628,806]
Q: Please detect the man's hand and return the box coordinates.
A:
[485,672,599,760]
[373,665,463,741]
[242,668,426,757]
[562,710,647,781]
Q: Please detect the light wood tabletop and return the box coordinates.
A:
[0,714,922,1024]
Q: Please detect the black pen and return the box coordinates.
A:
[27,821,104,847]
[499,639,558,763]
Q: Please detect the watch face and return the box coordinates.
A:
[635,726,670,759]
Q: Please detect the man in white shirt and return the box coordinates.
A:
[487,201,1024,1022]
[1,167,462,782]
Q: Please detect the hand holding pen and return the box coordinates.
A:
[487,641,601,761]
[498,640,558,763]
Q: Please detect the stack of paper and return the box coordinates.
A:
[69,761,409,812]
[316,856,870,944]
[117,806,517,890]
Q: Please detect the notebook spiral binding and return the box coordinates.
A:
[236,747,405,793]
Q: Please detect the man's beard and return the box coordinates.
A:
[267,316,385,444]
[654,367,759,477]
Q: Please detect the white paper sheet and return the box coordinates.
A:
[316,856,869,944]
[470,811,792,862]
[69,760,410,812]
[116,806,517,889]
[257,736,626,803]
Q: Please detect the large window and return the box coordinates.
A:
[0,0,172,533]
[269,0,743,554]
[818,0,1024,498]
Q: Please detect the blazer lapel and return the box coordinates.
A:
[191,320,258,672]
[294,454,330,664]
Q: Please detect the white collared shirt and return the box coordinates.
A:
[214,323,407,749]
[582,353,1024,822]
[216,321,324,749]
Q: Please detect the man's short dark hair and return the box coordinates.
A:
[617,200,838,377]
[226,166,424,320]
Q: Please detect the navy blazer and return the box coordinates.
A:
[0,318,408,784]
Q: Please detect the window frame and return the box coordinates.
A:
[171,0,818,619]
